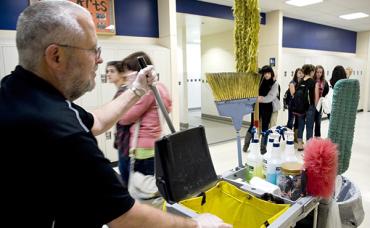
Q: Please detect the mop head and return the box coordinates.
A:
[304,138,338,198]
[328,79,359,174]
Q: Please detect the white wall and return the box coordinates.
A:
[201,31,235,116]
[186,43,202,109]
[356,31,370,112]
[279,48,367,124]
[0,30,171,162]
[258,11,283,70]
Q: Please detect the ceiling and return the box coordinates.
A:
[198,0,370,32]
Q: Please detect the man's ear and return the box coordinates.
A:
[44,44,63,69]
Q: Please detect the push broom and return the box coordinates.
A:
[205,0,261,168]
[206,72,260,168]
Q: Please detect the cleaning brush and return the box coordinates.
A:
[303,138,338,199]
[206,72,260,101]
[328,79,359,174]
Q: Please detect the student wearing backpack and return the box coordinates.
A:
[293,64,317,151]
[285,68,304,142]
[243,66,278,154]
[313,65,329,137]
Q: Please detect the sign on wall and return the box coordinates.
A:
[29,0,116,35]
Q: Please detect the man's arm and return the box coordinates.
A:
[108,201,232,228]
[91,66,155,136]
[108,202,197,228]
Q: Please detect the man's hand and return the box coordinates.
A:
[131,65,157,94]
[193,213,232,228]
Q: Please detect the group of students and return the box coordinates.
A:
[243,63,349,153]
[285,64,349,150]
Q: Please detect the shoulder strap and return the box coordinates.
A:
[130,120,141,157]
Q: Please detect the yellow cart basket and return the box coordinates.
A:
[179,181,289,228]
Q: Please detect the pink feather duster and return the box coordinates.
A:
[303,138,338,198]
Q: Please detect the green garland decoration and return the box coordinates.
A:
[234,0,260,73]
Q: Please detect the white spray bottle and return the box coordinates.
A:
[283,130,298,162]
[246,127,263,182]
[262,132,279,180]
[266,137,282,185]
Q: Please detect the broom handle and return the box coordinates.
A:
[150,85,176,134]
[254,100,260,131]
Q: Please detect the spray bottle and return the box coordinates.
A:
[266,137,282,185]
[262,132,279,179]
[246,127,263,182]
[282,130,298,162]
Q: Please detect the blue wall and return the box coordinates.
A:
[0,1,357,53]
[0,1,28,30]
[0,0,159,37]
[115,0,158,37]
[176,0,233,20]
[176,0,266,24]
[283,17,357,53]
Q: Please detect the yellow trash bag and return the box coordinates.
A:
[179,181,289,228]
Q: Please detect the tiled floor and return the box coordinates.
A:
[188,109,249,145]
[199,111,370,227]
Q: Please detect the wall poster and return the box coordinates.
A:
[29,0,116,35]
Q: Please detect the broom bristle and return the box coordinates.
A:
[206,72,259,101]
[303,138,338,198]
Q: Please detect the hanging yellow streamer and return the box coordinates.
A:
[206,0,261,102]
[234,0,260,74]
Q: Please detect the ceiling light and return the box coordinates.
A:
[339,12,369,20]
[285,0,323,7]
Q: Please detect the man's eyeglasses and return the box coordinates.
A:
[56,44,101,60]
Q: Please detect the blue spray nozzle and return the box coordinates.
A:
[273,126,288,141]
[251,127,259,141]
[279,127,288,141]
[261,130,273,145]
[261,129,273,137]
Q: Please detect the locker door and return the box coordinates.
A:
[77,72,101,109]
[104,127,117,162]
[99,48,119,105]
[2,46,18,75]
[0,47,5,79]
[95,133,107,157]
[152,49,171,90]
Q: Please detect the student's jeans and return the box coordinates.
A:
[314,109,322,137]
[118,149,130,185]
[287,108,295,129]
[297,105,315,140]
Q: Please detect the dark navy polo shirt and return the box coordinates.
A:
[0,66,134,227]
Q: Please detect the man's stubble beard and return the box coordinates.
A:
[65,62,96,101]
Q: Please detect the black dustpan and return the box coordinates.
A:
[150,86,217,204]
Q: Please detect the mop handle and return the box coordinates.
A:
[137,56,176,134]
[150,85,176,134]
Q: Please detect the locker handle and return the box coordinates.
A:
[105,131,111,140]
